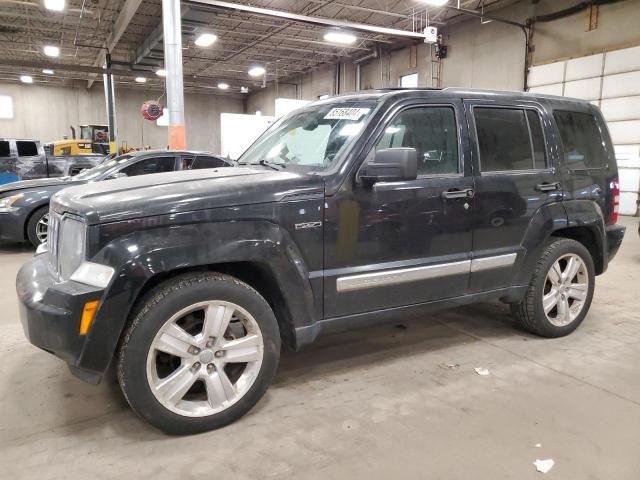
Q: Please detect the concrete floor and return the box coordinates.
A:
[1,216,639,479]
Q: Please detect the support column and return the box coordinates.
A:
[103,53,117,155]
[162,0,186,149]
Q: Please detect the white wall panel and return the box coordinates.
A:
[528,62,565,87]
[607,120,640,145]
[604,45,640,75]
[602,71,640,98]
[601,96,640,122]
[620,168,640,192]
[563,77,601,100]
[619,192,638,215]
[529,83,564,96]
[615,145,640,168]
[565,53,603,81]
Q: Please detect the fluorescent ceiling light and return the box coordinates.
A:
[20,75,34,84]
[323,31,357,45]
[217,82,229,90]
[44,0,65,11]
[42,69,54,75]
[135,77,147,83]
[248,66,265,77]
[155,69,167,77]
[43,45,60,57]
[420,0,449,5]
[195,33,218,47]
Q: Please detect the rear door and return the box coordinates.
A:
[464,100,562,292]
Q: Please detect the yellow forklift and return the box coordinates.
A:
[45,124,110,156]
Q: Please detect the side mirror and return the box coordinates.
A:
[107,172,127,180]
[359,148,418,185]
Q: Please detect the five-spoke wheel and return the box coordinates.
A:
[147,301,264,417]
[512,237,595,337]
[118,273,280,435]
[542,254,589,327]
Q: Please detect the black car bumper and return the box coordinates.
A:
[16,253,106,383]
[605,224,625,263]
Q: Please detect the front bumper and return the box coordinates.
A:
[605,224,625,263]
[16,253,105,382]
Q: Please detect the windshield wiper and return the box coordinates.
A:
[254,159,286,171]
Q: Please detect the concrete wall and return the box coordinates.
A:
[0,82,244,153]
[246,0,640,111]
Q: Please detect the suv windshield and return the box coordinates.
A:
[74,153,135,181]
[239,102,376,172]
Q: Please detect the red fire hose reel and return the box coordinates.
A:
[141,100,164,121]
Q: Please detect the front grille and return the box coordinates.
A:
[47,210,61,276]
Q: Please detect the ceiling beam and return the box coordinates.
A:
[87,0,144,88]
[185,0,429,39]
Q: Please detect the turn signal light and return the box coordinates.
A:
[79,300,99,335]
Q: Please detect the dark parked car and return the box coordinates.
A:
[17,88,625,434]
[0,150,232,246]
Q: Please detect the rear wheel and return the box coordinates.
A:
[26,206,49,247]
[118,273,281,435]
[511,238,595,337]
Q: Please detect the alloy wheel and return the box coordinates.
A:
[146,300,264,417]
[542,253,589,327]
[35,213,49,244]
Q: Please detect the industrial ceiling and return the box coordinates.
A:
[0,0,516,95]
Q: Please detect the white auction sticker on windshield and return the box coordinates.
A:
[324,107,370,121]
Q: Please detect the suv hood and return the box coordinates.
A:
[51,167,324,224]
[0,176,79,195]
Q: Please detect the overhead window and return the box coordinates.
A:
[553,110,607,169]
[375,106,459,176]
[16,141,39,157]
[0,95,13,119]
[474,107,547,172]
[400,73,418,88]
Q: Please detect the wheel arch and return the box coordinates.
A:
[23,203,49,241]
[132,261,298,350]
[76,220,319,375]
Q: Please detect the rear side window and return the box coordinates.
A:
[120,156,176,177]
[0,141,9,157]
[474,108,547,172]
[191,155,229,169]
[375,106,459,176]
[553,110,607,169]
[16,141,38,157]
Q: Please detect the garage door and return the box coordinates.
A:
[528,45,640,216]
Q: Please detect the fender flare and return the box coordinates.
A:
[76,220,317,373]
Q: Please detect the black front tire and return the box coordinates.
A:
[117,272,281,435]
[511,238,595,337]
[26,206,49,247]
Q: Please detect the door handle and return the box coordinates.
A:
[441,188,474,199]
[535,182,561,192]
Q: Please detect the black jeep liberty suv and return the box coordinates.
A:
[17,88,626,434]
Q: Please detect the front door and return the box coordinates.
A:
[464,100,563,292]
[323,100,475,318]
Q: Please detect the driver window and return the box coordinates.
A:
[375,106,459,176]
